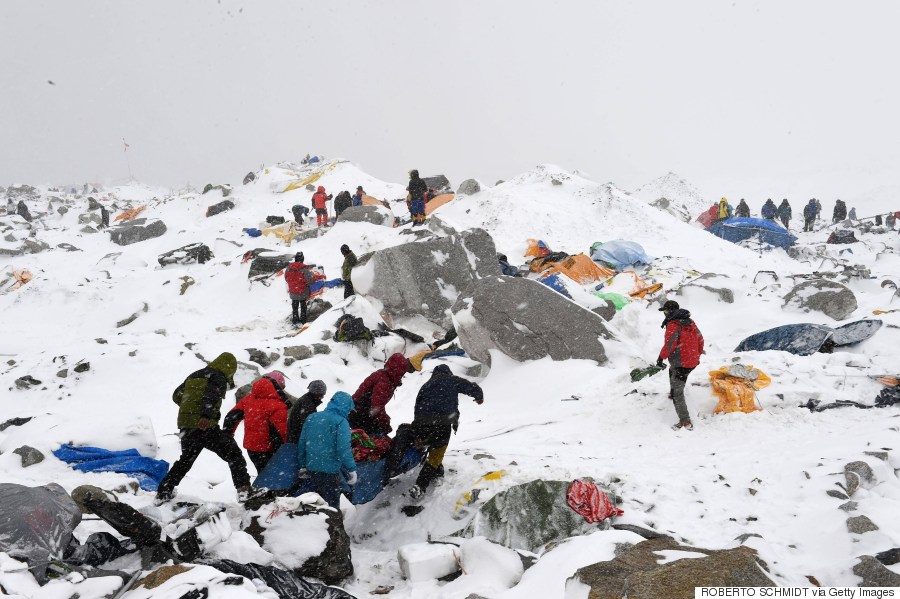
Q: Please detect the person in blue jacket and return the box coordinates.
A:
[761,199,777,221]
[383,365,483,499]
[297,391,358,509]
[803,199,818,232]
[352,186,365,207]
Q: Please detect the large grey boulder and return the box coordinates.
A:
[457,179,481,195]
[337,205,392,226]
[844,461,876,496]
[109,220,167,246]
[452,276,611,366]
[783,279,857,321]
[462,480,607,552]
[368,228,499,326]
[570,536,775,598]
[854,556,900,587]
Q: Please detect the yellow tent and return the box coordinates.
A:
[709,364,770,414]
[262,221,299,244]
[544,254,615,284]
[282,162,338,193]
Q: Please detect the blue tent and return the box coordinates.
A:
[590,240,651,270]
[735,319,882,356]
[707,217,797,250]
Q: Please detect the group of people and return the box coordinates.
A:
[715,197,870,232]
[155,349,485,509]
[291,185,367,229]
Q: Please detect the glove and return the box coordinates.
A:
[347,471,358,486]
[197,417,210,431]
[475,398,484,405]
[656,358,664,368]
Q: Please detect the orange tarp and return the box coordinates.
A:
[114,206,146,222]
[525,239,550,258]
[709,364,770,414]
[425,193,455,215]
[545,254,615,284]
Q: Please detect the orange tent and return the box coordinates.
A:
[114,206,146,222]
[425,193,455,215]
[525,239,551,258]
[545,254,615,284]
[710,365,770,414]
[362,194,389,208]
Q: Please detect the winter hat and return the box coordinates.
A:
[317,185,325,193]
[658,299,680,312]
[295,252,304,263]
[356,186,364,191]
[307,380,327,395]
[340,244,350,254]
[264,371,286,389]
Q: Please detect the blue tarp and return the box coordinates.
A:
[707,217,797,250]
[735,319,882,355]
[311,278,343,292]
[246,228,262,238]
[538,273,572,298]
[52,445,169,492]
[590,240,651,270]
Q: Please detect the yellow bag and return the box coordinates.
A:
[709,364,770,414]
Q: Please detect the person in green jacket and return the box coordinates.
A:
[155,352,251,503]
[340,244,358,299]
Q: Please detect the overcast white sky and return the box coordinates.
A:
[2,1,899,202]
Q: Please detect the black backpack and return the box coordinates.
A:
[333,314,373,342]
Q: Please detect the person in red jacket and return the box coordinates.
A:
[311,185,332,227]
[349,353,414,436]
[285,252,314,325]
[656,300,705,431]
[224,377,288,472]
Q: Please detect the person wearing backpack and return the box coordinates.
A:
[777,199,792,229]
[352,186,365,207]
[383,365,484,499]
[311,186,332,228]
[350,353,414,435]
[760,199,777,221]
[297,391,358,509]
[155,352,251,503]
[285,252,315,325]
[340,244,358,298]
[224,377,289,473]
[803,199,818,232]
[735,199,751,218]
[286,380,327,444]
[334,191,353,217]
[656,300,704,431]
[407,170,428,226]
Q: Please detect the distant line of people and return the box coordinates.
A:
[709,197,899,232]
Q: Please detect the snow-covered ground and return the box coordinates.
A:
[2,158,900,597]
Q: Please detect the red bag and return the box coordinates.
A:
[566,479,623,524]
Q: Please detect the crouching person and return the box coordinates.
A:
[297,391,358,509]
[384,365,483,499]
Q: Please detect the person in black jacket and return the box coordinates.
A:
[285,380,327,444]
[833,199,848,223]
[407,169,428,226]
[384,365,483,498]
[735,199,751,218]
[333,191,353,217]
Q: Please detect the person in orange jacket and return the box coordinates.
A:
[224,377,289,472]
[311,185,332,227]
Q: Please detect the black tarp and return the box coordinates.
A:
[735,320,882,356]
[200,559,356,599]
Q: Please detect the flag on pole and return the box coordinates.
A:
[123,138,130,152]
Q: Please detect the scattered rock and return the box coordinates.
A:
[0,416,33,431]
[570,536,775,598]
[312,344,331,355]
[337,205,393,226]
[864,451,889,462]
[452,276,611,366]
[246,349,279,368]
[853,556,900,587]
[109,220,167,246]
[78,213,102,225]
[463,480,607,552]
[839,501,858,512]
[844,461,875,496]
[56,206,68,216]
[73,362,90,373]
[22,239,50,254]
[57,369,68,378]
[283,346,313,361]
[116,303,149,328]
[14,375,42,390]
[13,445,45,467]
[80,225,98,234]
[306,299,333,323]
[368,228,499,327]
[56,243,81,252]
[427,216,458,236]
[457,179,481,195]
[243,172,256,185]
[158,243,214,266]
[826,489,849,500]
[847,515,878,534]
[202,183,232,197]
[677,275,735,304]
[734,533,763,543]
[179,276,195,295]
[783,279,858,321]
[591,299,617,321]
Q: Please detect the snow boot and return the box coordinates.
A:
[671,421,694,431]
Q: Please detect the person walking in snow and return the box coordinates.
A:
[155,352,251,503]
[735,199,751,218]
[384,365,484,499]
[286,380,327,444]
[297,391,358,509]
[761,199,777,221]
[656,300,705,431]
[716,198,733,222]
[285,252,315,325]
[803,199,818,232]
[352,186,365,207]
[349,353,414,436]
[814,198,822,222]
[777,199,792,229]
[407,169,428,226]
[224,376,288,472]
[311,185,332,228]
[234,370,294,406]
[340,244,357,298]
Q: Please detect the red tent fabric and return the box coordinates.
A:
[566,480,624,524]
[696,205,718,228]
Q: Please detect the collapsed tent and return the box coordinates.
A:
[543,254,615,285]
[827,229,858,244]
[0,483,81,582]
[696,205,718,228]
[53,445,170,491]
[524,239,551,258]
[114,205,146,222]
[263,221,300,243]
[424,193,455,215]
[282,162,338,193]
[735,319,882,355]
[709,364,770,414]
[590,240,651,270]
[707,217,797,250]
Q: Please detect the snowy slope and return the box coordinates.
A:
[632,171,711,222]
[1,159,900,597]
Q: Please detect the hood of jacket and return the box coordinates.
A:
[251,377,281,401]
[325,391,354,418]
[209,352,237,386]
[384,353,412,384]
[431,364,453,378]
[662,308,693,328]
